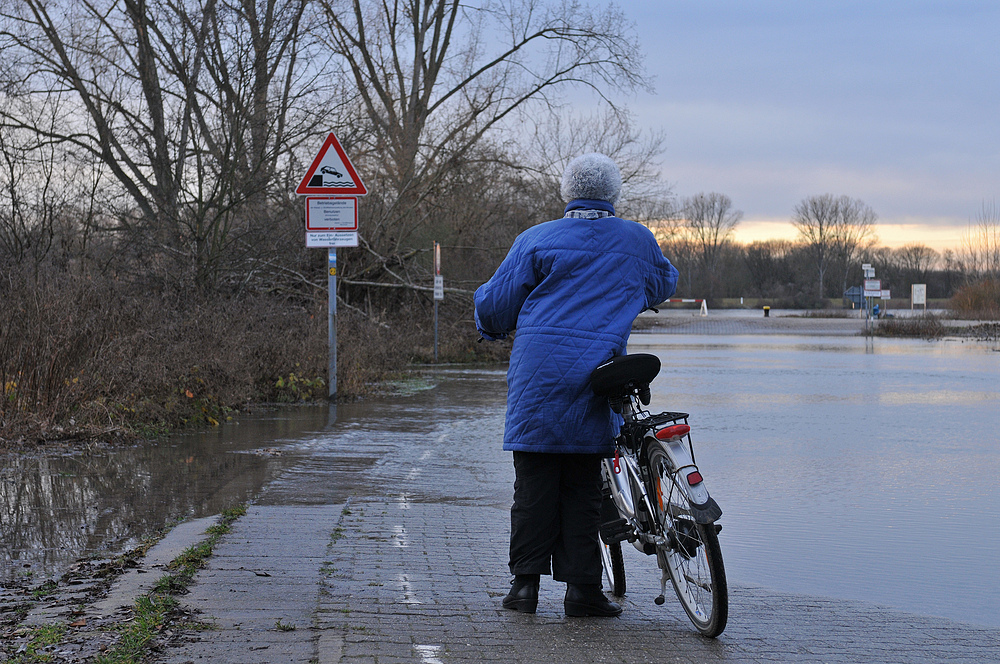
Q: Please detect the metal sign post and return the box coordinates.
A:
[328,250,337,397]
[295,132,367,400]
[433,242,443,363]
[862,267,879,335]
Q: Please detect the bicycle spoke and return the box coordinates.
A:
[684,573,712,592]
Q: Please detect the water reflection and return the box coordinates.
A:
[1,445,269,581]
[1,406,336,583]
[0,368,510,584]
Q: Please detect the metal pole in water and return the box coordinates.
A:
[328,248,337,398]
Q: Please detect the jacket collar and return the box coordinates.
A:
[564,198,616,216]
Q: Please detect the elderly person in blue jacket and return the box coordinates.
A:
[475,153,679,616]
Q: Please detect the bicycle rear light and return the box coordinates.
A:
[655,424,690,441]
[686,471,703,486]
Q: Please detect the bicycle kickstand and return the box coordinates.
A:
[655,569,669,605]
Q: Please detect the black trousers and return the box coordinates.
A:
[508,451,603,585]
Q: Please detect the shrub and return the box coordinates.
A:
[950,278,1000,319]
[874,314,944,339]
[0,266,498,446]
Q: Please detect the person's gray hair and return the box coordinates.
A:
[560,153,622,205]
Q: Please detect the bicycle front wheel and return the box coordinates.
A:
[647,440,728,637]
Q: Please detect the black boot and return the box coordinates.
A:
[503,574,539,613]
[564,583,622,617]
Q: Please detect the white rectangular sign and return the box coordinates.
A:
[880,289,890,299]
[306,196,358,231]
[433,275,444,301]
[307,231,358,247]
[864,279,881,291]
[912,284,927,305]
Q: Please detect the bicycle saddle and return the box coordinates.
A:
[590,353,660,403]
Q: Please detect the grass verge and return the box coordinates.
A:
[89,504,247,664]
[5,623,66,663]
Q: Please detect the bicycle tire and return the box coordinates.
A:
[647,440,728,637]
[600,540,627,596]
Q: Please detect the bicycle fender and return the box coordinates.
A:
[648,434,723,524]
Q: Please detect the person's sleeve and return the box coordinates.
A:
[643,231,679,307]
[474,234,538,340]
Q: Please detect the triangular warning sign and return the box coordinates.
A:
[296,133,368,196]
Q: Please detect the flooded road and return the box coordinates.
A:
[3,327,998,628]
[630,331,1000,628]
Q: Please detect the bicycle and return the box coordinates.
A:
[591,352,728,637]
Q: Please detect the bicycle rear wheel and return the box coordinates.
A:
[600,541,626,596]
[647,441,728,637]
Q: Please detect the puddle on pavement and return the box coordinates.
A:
[3,406,311,584]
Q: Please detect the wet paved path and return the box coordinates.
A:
[155,369,1000,663]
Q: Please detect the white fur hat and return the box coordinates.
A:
[560,153,622,205]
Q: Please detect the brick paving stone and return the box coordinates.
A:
[315,498,1000,663]
[156,504,343,664]
[152,369,1000,664]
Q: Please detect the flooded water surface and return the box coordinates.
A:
[3,327,998,629]
[630,332,1000,628]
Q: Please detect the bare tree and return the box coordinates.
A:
[660,235,697,298]
[318,0,648,296]
[830,196,877,295]
[743,239,794,298]
[0,90,93,271]
[0,0,332,288]
[681,192,741,298]
[793,194,877,299]
[518,108,675,222]
[894,243,938,287]
[0,108,54,267]
[963,200,1000,280]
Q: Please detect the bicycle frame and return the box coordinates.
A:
[603,452,662,553]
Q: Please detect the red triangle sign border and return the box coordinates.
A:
[296,133,368,196]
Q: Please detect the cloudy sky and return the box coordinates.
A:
[616,0,999,248]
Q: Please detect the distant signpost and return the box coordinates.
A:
[912,284,927,310]
[433,242,443,363]
[861,265,878,335]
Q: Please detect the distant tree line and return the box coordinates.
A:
[663,192,997,306]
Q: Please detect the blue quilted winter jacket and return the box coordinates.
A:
[474,199,679,455]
